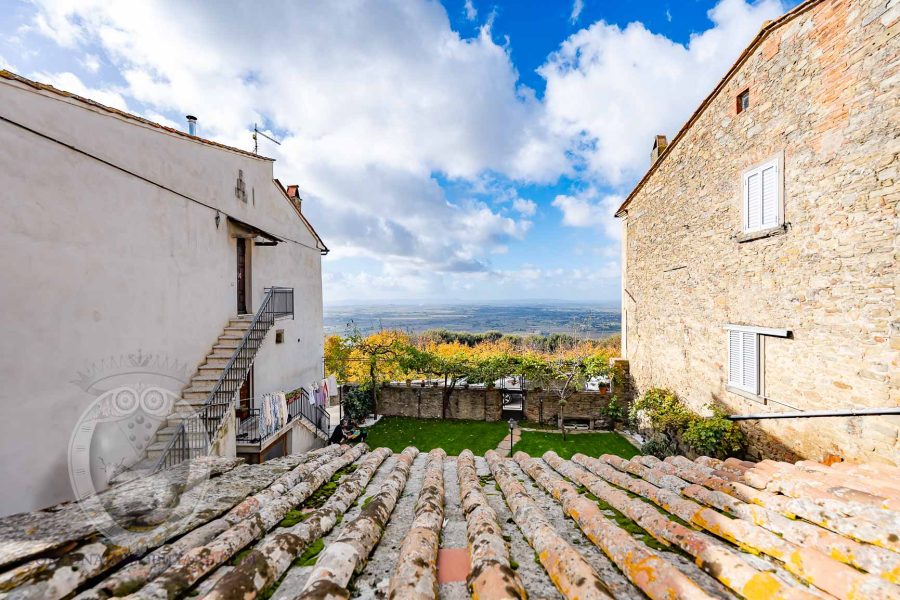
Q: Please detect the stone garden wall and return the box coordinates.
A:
[376,383,624,428]
[377,385,504,421]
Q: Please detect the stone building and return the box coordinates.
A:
[615,0,898,463]
[0,71,330,516]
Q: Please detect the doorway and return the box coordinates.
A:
[236,238,251,314]
[237,365,253,420]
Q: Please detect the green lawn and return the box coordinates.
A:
[512,431,639,460]
[365,417,508,455]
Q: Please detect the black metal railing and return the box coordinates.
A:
[236,408,262,444]
[288,388,331,439]
[153,286,294,471]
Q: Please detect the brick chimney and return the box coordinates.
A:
[285,184,302,213]
[650,135,668,165]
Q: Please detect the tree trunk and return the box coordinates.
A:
[559,394,567,441]
[370,363,377,418]
[442,378,457,420]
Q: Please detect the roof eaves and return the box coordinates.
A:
[0,69,274,162]
[614,0,822,218]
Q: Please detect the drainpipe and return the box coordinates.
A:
[729,407,900,421]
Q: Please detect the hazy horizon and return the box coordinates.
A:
[324,302,621,338]
[324,298,622,308]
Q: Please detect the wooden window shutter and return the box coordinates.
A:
[728,331,742,386]
[745,170,762,230]
[741,332,758,393]
[728,330,759,394]
[761,162,778,227]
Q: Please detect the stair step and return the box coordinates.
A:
[167,414,196,427]
[219,333,245,342]
[213,340,240,351]
[156,425,211,437]
[203,358,230,369]
[193,372,229,382]
[185,381,224,393]
[148,437,208,451]
[146,447,205,460]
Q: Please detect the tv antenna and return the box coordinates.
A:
[252,123,281,154]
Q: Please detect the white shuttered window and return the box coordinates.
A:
[728,330,759,394]
[743,158,780,232]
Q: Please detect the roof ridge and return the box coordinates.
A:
[0,69,273,162]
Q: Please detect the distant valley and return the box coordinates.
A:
[324,303,620,339]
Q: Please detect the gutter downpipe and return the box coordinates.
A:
[729,407,900,421]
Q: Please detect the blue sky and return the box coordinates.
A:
[0,0,791,305]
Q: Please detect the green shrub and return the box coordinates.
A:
[640,435,678,458]
[683,407,745,458]
[631,388,693,434]
[343,383,373,422]
[632,388,744,459]
[599,396,628,428]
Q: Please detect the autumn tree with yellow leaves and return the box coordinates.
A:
[324,327,618,424]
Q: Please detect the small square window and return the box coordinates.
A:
[275,329,284,344]
[737,89,750,114]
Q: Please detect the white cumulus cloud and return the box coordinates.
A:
[10,0,786,302]
[541,0,785,184]
[464,0,477,21]
[552,189,623,240]
[512,198,537,216]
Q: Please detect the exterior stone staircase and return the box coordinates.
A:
[142,316,254,464]
[109,286,294,483]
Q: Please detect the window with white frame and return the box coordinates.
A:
[726,324,790,398]
[742,157,781,232]
[728,330,759,394]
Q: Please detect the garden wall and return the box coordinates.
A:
[376,380,628,429]
[524,390,613,427]
[377,385,504,421]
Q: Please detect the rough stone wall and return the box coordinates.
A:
[620,0,898,464]
[377,385,503,421]
[377,385,619,427]
[524,390,613,427]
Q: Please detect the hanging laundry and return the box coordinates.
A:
[326,375,338,397]
[260,393,273,437]
[277,391,288,428]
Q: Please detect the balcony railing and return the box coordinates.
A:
[289,388,331,439]
[235,388,331,448]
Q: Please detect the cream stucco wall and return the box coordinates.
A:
[0,77,324,515]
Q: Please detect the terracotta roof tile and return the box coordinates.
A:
[1,447,898,599]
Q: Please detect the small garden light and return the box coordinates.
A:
[508,417,517,457]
